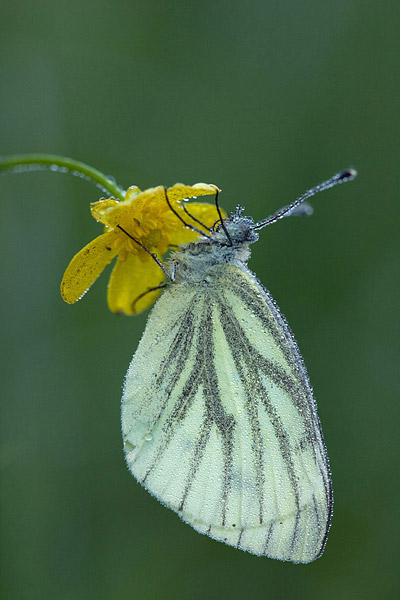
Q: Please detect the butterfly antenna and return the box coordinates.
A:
[181,202,212,232]
[215,188,233,246]
[253,168,357,231]
[164,188,214,240]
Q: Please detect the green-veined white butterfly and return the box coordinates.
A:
[121,169,357,563]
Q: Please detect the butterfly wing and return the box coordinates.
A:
[122,264,332,563]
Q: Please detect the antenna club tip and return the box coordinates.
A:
[339,168,357,181]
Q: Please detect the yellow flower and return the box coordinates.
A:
[60,182,223,315]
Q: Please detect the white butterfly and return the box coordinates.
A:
[121,169,357,563]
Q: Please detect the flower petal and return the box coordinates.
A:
[96,183,220,231]
[165,183,219,203]
[169,201,226,245]
[60,230,120,303]
[123,183,218,207]
[90,198,119,225]
[107,253,165,315]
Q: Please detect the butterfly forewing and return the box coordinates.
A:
[122,264,332,563]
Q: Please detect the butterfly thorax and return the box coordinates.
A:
[168,212,259,284]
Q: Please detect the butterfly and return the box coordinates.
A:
[121,169,356,563]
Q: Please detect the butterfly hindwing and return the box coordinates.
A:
[122,264,332,563]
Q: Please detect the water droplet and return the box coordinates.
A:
[144,433,153,442]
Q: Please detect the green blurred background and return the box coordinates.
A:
[1,1,399,599]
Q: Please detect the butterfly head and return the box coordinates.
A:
[216,207,259,247]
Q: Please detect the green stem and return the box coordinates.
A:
[0,153,126,201]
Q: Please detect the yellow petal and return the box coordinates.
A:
[61,230,120,303]
[100,183,219,230]
[169,201,227,245]
[122,185,141,202]
[91,199,119,225]
[124,183,218,207]
[107,253,166,315]
[165,183,220,203]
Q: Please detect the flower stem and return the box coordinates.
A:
[0,153,126,201]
